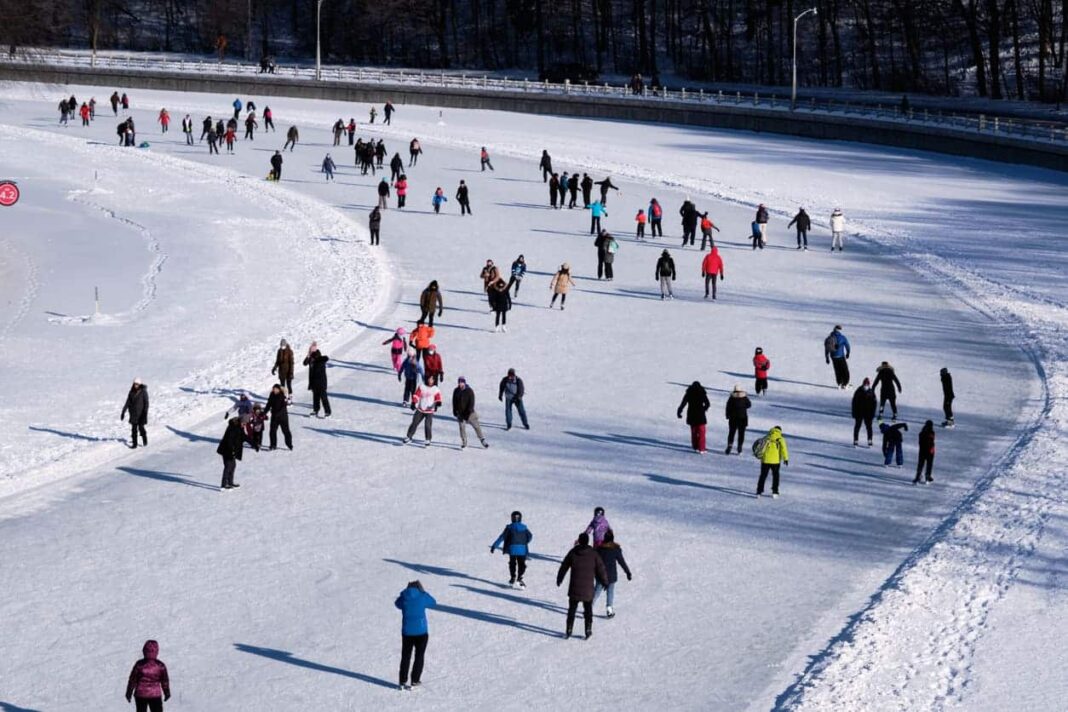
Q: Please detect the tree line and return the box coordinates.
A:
[1,0,1065,101]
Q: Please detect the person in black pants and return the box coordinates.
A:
[851,378,877,447]
[915,420,936,484]
[872,361,902,420]
[557,533,608,639]
[303,345,332,417]
[217,417,244,489]
[369,206,382,246]
[264,384,293,450]
[725,385,751,455]
[940,367,955,426]
[395,581,436,690]
[456,180,471,215]
[787,207,811,250]
[121,378,149,448]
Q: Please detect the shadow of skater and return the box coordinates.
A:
[645,473,754,498]
[383,559,510,589]
[117,466,220,491]
[28,426,124,443]
[233,644,396,689]
[434,604,561,638]
[0,702,45,712]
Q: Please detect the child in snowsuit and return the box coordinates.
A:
[752,347,770,394]
[126,640,170,711]
[383,328,408,374]
[491,511,533,588]
[432,187,447,214]
[585,507,611,547]
[880,421,908,466]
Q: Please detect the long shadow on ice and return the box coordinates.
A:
[452,584,567,614]
[309,427,398,446]
[27,426,125,444]
[434,604,561,638]
[565,430,693,454]
[0,701,44,712]
[117,466,220,491]
[233,644,395,689]
[165,426,216,444]
[645,473,754,499]
[382,559,510,589]
[719,370,838,391]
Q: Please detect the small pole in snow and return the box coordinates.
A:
[94,286,100,315]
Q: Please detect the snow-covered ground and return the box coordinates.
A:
[0,82,1064,711]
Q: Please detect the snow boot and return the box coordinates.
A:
[853,440,859,448]
[867,440,873,448]
[481,439,489,448]
[517,579,526,589]
[606,606,615,618]
[724,446,732,455]
[585,628,593,640]
[402,437,411,444]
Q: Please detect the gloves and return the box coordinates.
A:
[498,396,503,402]
[489,546,495,553]
[271,367,277,375]
[126,694,132,703]
[676,412,683,419]
[784,460,789,466]
[627,574,633,581]
[164,693,171,702]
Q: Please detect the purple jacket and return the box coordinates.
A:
[585,514,611,547]
[126,640,170,700]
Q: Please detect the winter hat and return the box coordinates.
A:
[142,640,159,659]
[940,367,949,374]
[879,361,891,369]
[863,377,871,386]
[133,378,142,386]
[457,376,466,384]
[507,368,516,376]
[732,384,746,396]
[594,506,605,517]
[755,347,763,355]
[511,510,522,522]
[834,325,842,331]
[280,338,288,348]
[396,327,407,337]
[577,532,590,546]
[561,263,570,271]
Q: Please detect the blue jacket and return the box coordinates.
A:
[590,202,606,218]
[233,98,242,111]
[829,331,851,360]
[511,260,526,279]
[432,193,448,206]
[395,587,437,636]
[492,522,532,556]
[400,358,424,381]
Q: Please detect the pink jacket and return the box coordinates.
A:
[126,640,170,700]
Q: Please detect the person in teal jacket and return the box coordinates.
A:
[590,201,607,235]
[490,511,533,588]
[395,581,437,690]
[431,187,448,214]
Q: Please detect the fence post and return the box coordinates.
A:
[565,79,570,94]
[718,90,723,103]
[483,75,488,88]
[584,81,589,93]
[681,87,686,100]
[699,88,703,101]
[979,114,986,132]
[994,117,999,133]
[753,91,758,105]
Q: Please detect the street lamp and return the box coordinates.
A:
[794,6,815,110]
[316,0,326,81]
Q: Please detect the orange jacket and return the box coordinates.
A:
[635,212,647,224]
[411,324,435,349]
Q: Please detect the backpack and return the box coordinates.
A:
[652,203,662,218]
[607,238,619,254]
[752,436,769,459]
[824,332,838,355]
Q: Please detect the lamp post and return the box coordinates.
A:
[316,0,326,81]
[794,6,815,110]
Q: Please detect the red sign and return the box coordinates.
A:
[0,181,19,207]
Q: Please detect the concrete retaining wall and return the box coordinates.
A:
[3,63,1066,172]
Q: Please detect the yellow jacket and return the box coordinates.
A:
[761,427,789,465]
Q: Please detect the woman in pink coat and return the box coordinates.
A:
[585,507,612,546]
[126,639,170,711]
[383,327,408,375]
[395,175,408,209]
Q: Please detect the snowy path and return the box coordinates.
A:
[0,84,1062,710]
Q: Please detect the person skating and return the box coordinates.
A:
[677,381,710,454]
[595,175,619,205]
[788,207,811,250]
[369,205,382,246]
[880,421,908,467]
[580,172,593,208]
[432,187,447,214]
[585,506,612,546]
[272,338,295,396]
[851,378,877,447]
[264,384,293,450]
[558,171,569,207]
[369,105,378,123]
[752,347,770,395]
[78,102,90,126]
[206,126,220,154]
[243,112,257,140]
[181,114,193,145]
[567,173,579,208]
[557,532,608,639]
[404,374,442,446]
[410,322,434,361]
[110,91,120,115]
[679,198,698,247]
[593,529,632,618]
[157,108,170,133]
[121,378,149,448]
[491,511,530,587]
[701,245,725,300]
[725,385,752,455]
[394,174,408,208]
[456,180,471,215]
[550,263,574,310]
[418,281,443,326]
[635,208,647,239]
[423,344,444,383]
[549,173,560,209]
[121,92,129,112]
[507,255,527,296]
[303,344,331,417]
[322,153,337,181]
[200,115,212,141]
[488,278,512,332]
[125,640,170,712]
[395,580,436,690]
[940,367,955,427]
[915,420,936,484]
[399,351,424,405]
[331,119,343,146]
[539,150,553,182]
[594,230,618,281]
[589,199,606,234]
[263,106,274,131]
[453,377,489,449]
[498,368,529,430]
[217,417,244,490]
[384,101,395,124]
[825,325,851,389]
[749,220,764,250]
[755,203,770,246]
[480,146,494,171]
[232,97,242,120]
[655,249,676,299]
[699,212,720,250]
[283,125,299,151]
[223,124,237,154]
[872,361,902,421]
[830,208,846,251]
[408,138,422,166]
[755,426,789,498]
[377,178,391,209]
[390,152,404,182]
[269,150,283,181]
[383,328,408,375]
[648,198,664,237]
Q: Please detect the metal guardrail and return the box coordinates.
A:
[4,50,1067,145]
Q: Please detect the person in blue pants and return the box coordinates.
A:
[395,581,436,690]
[880,421,908,466]
[490,510,533,588]
[498,368,529,430]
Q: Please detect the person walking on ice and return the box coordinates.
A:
[377,178,391,208]
[585,506,612,546]
[507,255,526,296]
[125,640,171,711]
[872,361,902,421]
[752,347,770,395]
[369,205,382,246]
[488,278,512,332]
[557,532,608,639]
[852,378,876,448]
[498,368,529,430]
[635,208,647,240]
[272,338,295,396]
[677,381,710,454]
[491,510,531,587]
[456,180,471,215]
[754,426,789,498]
[940,367,955,427]
[265,384,293,450]
[550,263,574,310]
[701,245,724,300]
[830,208,846,251]
[303,343,331,417]
[589,200,606,234]
[395,581,436,690]
[755,203,770,246]
[593,529,632,618]
[880,421,908,467]
[915,420,936,483]
[321,153,336,181]
[217,416,244,490]
[418,281,443,326]
[656,249,676,299]
[825,325,851,389]
[725,384,751,455]
[480,146,494,171]
[788,207,811,250]
[121,378,149,448]
[383,328,408,375]
[453,377,489,449]
[399,351,424,406]
[403,374,442,446]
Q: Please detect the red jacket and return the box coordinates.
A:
[701,248,724,277]
[423,351,443,376]
[635,212,647,224]
[753,354,771,378]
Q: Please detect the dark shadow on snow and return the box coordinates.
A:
[233,644,395,689]
[645,473,755,499]
[165,426,217,444]
[434,604,561,638]
[382,559,510,589]
[117,466,220,491]
[565,430,694,454]
[27,426,125,444]
[309,427,399,446]
[0,701,45,712]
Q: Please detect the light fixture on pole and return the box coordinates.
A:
[316,0,326,81]
[794,7,815,112]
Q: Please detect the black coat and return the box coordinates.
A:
[369,208,382,230]
[270,154,283,170]
[456,184,469,203]
[679,201,698,228]
[725,394,751,424]
[304,352,329,391]
[788,210,811,231]
[452,386,476,420]
[595,543,632,584]
[882,422,908,445]
[872,367,902,397]
[122,386,149,424]
[377,180,390,197]
[265,390,289,419]
[217,420,245,460]
[941,371,955,399]
[390,154,404,172]
[852,386,877,419]
[557,544,608,601]
[656,255,676,279]
[488,286,512,313]
[677,384,709,426]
